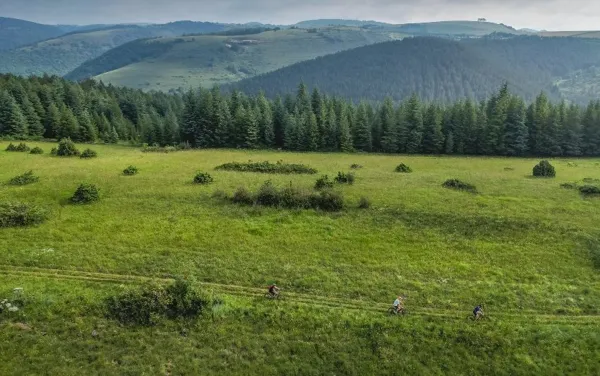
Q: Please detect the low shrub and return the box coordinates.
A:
[579,185,600,196]
[334,172,355,185]
[141,144,178,153]
[314,175,334,190]
[358,196,371,209]
[193,172,213,185]
[350,164,363,169]
[533,160,556,177]
[0,202,47,228]
[503,167,515,171]
[5,143,30,152]
[29,147,44,154]
[123,166,138,176]
[232,181,345,212]
[55,138,80,157]
[443,179,477,193]
[105,279,209,326]
[560,182,578,190]
[232,187,254,205]
[70,183,99,204]
[395,163,412,173]
[215,161,317,175]
[8,171,39,186]
[582,178,600,184]
[50,147,58,156]
[80,148,98,159]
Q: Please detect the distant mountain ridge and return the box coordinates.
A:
[0,17,64,51]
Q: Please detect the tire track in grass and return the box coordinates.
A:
[1,265,598,324]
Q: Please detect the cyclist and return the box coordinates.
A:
[473,305,484,320]
[268,284,280,298]
[392,295,405,314]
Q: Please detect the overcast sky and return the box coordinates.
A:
[1,0,598,31]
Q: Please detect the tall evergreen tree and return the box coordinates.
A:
[0,90,27,137]
[561,104,582,156]
[353,102,372,151]
[403,94,424,154]
[504,96,528,156]
[338,105,353,152]
[380,98,397,153]
[44,102,61,138]
[422,104,444,154]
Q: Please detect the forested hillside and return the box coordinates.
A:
[232,36,600,104]
[1,75,600,157]
[0,22,229,77]
[0,17,65,51]
[69,28,403,91]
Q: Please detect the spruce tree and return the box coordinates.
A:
[422,104,444,154]
[353,102,372,152]
[77,110,97,143]
[338,106,353,152]
[44,102,61,138]
[380,97,397,153]
[57,106,79,140]
[581,101,600,156]
[163,110,179,146]
[403,94,423,154]
[0,90,27,137]
[561,104,582,156]
[504,96,528,156]
[21,97,43,137]
[257,93,275,147]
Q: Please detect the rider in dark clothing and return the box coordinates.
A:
[473,305,483,319]
[268,284,280,297]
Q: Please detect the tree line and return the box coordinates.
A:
[1,74,600,156]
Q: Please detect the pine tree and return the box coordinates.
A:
[57,106,79,140]
[504,96,528,156]
[44,102,61,138]
[324,102,338,151]
[272,97,286,148]
[561,104,582,156]
[214,99,232,147]
[485,84,510,154]
[353,102,372,151]
[421,104,444,154]
[296,82,311,113]
[283,112,299,151]
[163,110,179,146]
[403,94,423,154]
[77,110,97,142]
[380,98,397,153]
[257,93,275,147]
[338,105,353,152]
[21,97,43,137]
[180,90,198,146]
[109,127,119,144]
[581,101,600,156]
[0,90,27,137]
[445,132,455,154]
[303,112,319,151]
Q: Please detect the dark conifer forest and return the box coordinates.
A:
[1,74,600,156]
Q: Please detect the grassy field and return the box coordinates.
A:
[0,142,599,375]
[93,28,404,91]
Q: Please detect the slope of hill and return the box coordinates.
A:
[69,27,405,91]
[0,22,229,77]
[0,17,65,51]
[230,35,600,103]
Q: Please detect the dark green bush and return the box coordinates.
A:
[232,187,254,205]
[8,171,39,186]
[80,148,98,159]
[215,161,317,175]
[5,143,30,152]
[29,147,44,154]
[358,196,371,209]
[443,179,477,193]
[334,172,355,185]
[310,190,344,211]
[582,178,600,184]
[123,166,138,176]
[350,164,363,169]
[314,175,334,190]
[50,147,58,156]
[579,185,600,196]
[0,202,47,228]
[256,180,280,206]
[533,160,556,177]
[395,163,413,173]
[193,172,213,185]
[70,184,100,204]
[105,279,209,326]
[56,138,80,157]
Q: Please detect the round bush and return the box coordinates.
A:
[56,138,80,157]
[8,171,39,186]
[0,202,47,228]
[70,184,100,204]
[29,147,44,154]
[314,175,334,190]
[579,185,600,196]
[533,160,556,177]
[80,149,98,159]
[193,172,213,184]
[334,172,355,185]
[256,181,280,206]
[123,166,138,176]
[395,163,412,173]
[232,187,254,205]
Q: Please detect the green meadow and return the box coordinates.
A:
[0,142,599,375]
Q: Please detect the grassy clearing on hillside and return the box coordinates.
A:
[0,142,599,374]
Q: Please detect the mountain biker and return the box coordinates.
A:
[473,305,484,320]
[392,295,404,313]
[268,284,280,298]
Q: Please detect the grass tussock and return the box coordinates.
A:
[215,161,317,175]
[442,179,477,193]
[122,166,138,176]
[395,163,413,173]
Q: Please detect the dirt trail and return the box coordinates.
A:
[1,264,598,324]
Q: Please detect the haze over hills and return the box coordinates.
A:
[230,35,600,104]
[0,17,65,51]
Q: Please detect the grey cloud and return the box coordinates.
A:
[0,0,597,30]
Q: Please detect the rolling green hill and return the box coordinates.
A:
[0,17,65,51]
[69,27,405,91]
[230,35,600,103]
[0,22,229,77]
